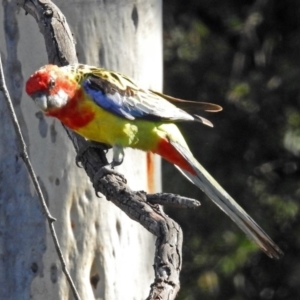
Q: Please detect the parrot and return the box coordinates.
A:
[26,64,283,259]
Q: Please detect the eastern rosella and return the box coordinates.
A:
[26,64,283,258]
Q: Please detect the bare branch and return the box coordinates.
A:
[17,0,77,65]
[147,193,200,208]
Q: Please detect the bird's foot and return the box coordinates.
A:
[76,140,111,167]
[110,158,123,168]
[110,144,125,168]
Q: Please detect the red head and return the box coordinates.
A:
[26,64,96,130]
[26,64,78,113]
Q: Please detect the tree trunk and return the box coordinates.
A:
[0,1,162,299]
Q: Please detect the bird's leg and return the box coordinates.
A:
[95,144,126,191]
[93,147,127,197]
[111,144,125,168]
[76,140,111,167]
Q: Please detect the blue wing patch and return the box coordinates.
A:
[83,79,148,120]
[83,77,195,122]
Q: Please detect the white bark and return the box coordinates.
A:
[0,1,162,299]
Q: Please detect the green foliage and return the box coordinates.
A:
[163,0,300,299]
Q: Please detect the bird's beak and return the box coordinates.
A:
[32,93,48,111]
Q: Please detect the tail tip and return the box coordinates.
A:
[264,245,284,260]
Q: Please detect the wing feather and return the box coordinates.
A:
[73,64,221,126]
[150,90,223,113]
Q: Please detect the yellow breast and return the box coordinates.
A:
[73,101,139,146]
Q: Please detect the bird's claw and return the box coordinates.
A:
[110,156,124,169]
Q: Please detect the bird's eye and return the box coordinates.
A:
[49,78,55,89]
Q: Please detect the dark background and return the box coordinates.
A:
[162,1,300,299]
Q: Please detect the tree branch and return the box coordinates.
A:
[16,0,192,298]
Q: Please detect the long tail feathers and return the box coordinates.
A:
[171,141,283,259]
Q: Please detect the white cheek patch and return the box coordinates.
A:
[48,89,69,108]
